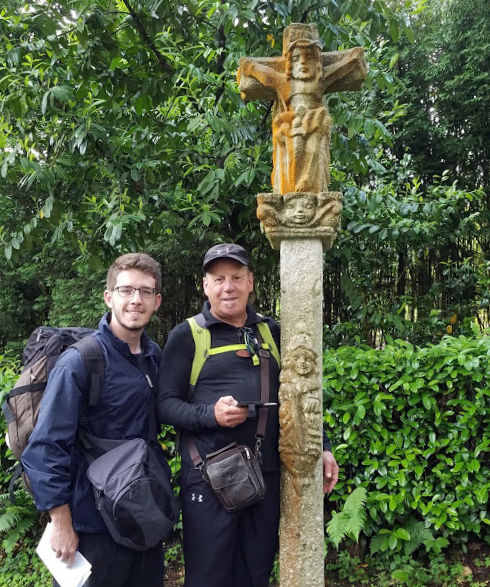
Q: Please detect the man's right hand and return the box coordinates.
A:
[49,504,79,566]
[214,396,248,428]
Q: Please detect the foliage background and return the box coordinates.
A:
[324,331,489,551]
[1,0,487,350]
[0,0,489,583]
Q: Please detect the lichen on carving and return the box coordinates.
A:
[279,329,323,493]
[238,23,367,195]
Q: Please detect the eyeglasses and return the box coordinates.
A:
[113,286,157,299]
[240,327,259,356]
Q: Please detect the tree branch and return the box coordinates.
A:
[121,0,173,76]
[214,1,227,105]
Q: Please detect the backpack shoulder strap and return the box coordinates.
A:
[257,321,280,367]
[186,314,250,390]
[187,314,210,391]
[72,336,105,407]
[186,314,280,392]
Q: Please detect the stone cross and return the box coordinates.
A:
[238,22,366,195]
[237,23,367,586]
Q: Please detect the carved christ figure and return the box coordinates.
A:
[238,24,367,194]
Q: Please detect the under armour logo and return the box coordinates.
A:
[191,493,204,503]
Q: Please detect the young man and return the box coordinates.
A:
[157,243,338,587]
[22,253,165,587]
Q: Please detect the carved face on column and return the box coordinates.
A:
[283,194,317,225]
[291,47,315,80]
[290,346,316,376]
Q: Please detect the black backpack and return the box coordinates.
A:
[2,325,180,549]
[1,326,104,496]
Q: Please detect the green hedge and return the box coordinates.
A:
[324,330,490,551]
[1,334,489,561]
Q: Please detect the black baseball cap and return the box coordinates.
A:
[202,243,250,272]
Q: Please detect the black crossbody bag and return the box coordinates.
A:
[81,362,180,551]
[187,345,271,513]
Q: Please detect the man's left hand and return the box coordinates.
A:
[322,450,339,494]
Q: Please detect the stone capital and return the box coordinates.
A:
[256,191,342,250]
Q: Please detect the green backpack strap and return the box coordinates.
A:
[187,315,211,390]
[187,314,280,392]
[257,321,280,367]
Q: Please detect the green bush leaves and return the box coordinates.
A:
[324,332,490,550]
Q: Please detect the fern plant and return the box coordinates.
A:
[370,516,449,556]
[403,518,435,556]
[326,486,367,548]
[0,489,39,553]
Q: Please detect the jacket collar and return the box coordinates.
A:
[98,312,158,357]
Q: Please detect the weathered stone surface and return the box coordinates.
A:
[239,50,368,101]
[237,23,367,194]
[256,191,342,249]
[279,239,324,586]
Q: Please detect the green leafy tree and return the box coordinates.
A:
[392,0,489,191]
[0,0,410,345]
[0,0,487,349]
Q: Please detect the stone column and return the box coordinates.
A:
[279,238,324,585]
[237,22,367,586]
[255,191,341,586]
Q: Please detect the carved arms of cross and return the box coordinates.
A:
[238,49,367,103]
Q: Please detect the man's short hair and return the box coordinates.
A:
[106,253,162,292]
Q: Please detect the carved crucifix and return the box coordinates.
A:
[238,22,367,195]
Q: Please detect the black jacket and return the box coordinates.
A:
[158,303,282,472]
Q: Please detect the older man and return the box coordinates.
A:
[158,243,338,587]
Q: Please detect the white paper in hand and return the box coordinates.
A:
[36,522,92,587]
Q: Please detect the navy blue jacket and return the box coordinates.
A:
[22,313,161,533]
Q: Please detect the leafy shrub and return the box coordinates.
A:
[0,353,20,490]
[0,529,51,586]
[0,490,39,553]
[0,354,42,580]
[0,352,20,402]
[324,330,490,551]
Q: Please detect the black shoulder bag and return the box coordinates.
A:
[187,343,271,513]
[81,365,180,551]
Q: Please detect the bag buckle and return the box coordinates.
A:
[258,348,270,359]
[195,461,207,480]
[254,437,262,462]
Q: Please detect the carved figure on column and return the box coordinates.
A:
[283,192,317,225]
[279,329,323,495]
[256,190,342,249]
[238,23,367,194]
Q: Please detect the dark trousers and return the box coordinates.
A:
[53,532,164,587]
[181,463,280,587]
